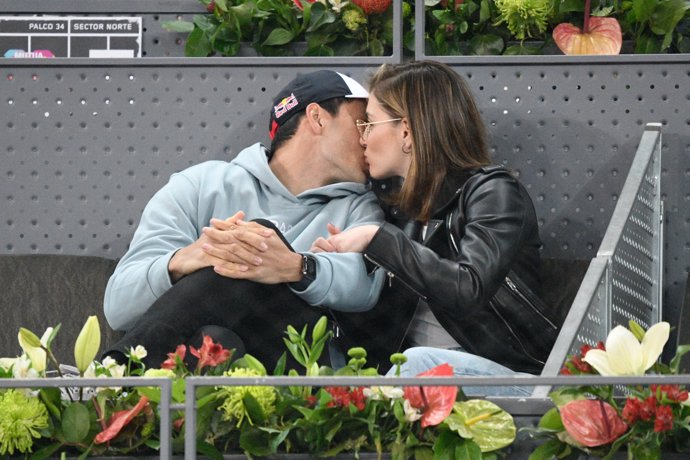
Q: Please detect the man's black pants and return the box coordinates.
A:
[105,268,324,369]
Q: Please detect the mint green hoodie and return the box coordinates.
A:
[104,143,385,331]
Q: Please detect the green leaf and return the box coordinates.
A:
[243,392,267,425]
[39,388,62,420]
[243,353,267,375]
[650,0,689,36]
[240,426,275,456]
[670,344,690,373]
[192,14,217,33]
[445,400,516,452]
[548,387,586,408]
[61,402,90,443]
[528,438,567,460]
[454,438,483,460]
[559,0,586,13]
[468,34,504,55]
[479,0,491,23]
[262,28,295,47]
[634,35,662,53]
[28,442,62,460]
[185,28,213,56]
[45,323,61,350]
[369,38,385,57]
[538,407,565,431]
[632,0,657,23]
[214,0,228,12]
[196,440,224,460]
[161,20,195,33]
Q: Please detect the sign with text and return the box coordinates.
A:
[0,16,142,58]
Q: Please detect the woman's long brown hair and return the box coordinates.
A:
[369,61,491,221]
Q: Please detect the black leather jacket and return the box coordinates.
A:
[355,166,560,374]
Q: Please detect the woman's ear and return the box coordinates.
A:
[401,118,413,152]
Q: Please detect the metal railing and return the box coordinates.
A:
[535,123,663,394]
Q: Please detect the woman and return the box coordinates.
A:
[312,61,561,395]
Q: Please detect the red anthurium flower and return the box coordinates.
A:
[403,363,457,428]
[552,0,622,55]
[560,399,628,447]
[94,395,150,444]
[161,344,186,370]
[190,335,232,371]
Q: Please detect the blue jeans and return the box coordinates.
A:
[385,347,533,397]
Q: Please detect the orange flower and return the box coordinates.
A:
[161,344,186,370]
[403,363,457,428]
[190,335,232,371]
[560,399,628,447]
[94,396,150,444]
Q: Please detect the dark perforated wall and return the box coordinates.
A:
[0,56,687,331]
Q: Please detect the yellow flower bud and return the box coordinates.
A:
[18,328,46,374]
[74,316,101,374]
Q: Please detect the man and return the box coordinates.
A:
[103,70,385,367]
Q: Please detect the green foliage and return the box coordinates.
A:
[162,0,399,56]
[422,0,690,55]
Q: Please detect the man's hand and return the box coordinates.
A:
[168,211,267,282]
[311,224,379,254]
[207,220,303,284]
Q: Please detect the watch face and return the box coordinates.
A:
[303,254,317,280]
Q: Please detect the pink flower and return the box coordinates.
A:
[190,335,232,371]
[161,344,186,370]
[560,399,628,447]
[94,396,150,444]
[403,363,457,428]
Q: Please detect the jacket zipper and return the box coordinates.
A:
[488,300,546,366]
[363,253,428,300]
[504,276,558,330]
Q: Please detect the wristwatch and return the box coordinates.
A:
[290,253,317,291]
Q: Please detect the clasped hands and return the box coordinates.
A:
[168,211,301,284]
[168,211,379,284]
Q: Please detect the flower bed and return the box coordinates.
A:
[161,0,690,56]
[2,316,689,458]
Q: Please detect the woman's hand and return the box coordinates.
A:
[311,224,379,253]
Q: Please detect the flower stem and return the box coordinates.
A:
[583,0,591,33]
[43,345,74,403]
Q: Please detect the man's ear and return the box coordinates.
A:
[305,102,323,131]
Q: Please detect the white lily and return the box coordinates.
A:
[0,357,17,372]
[583,321,670,375]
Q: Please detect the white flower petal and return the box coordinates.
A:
[582,349,615,375]
[605,325,645,374]
[640,322,670,372]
